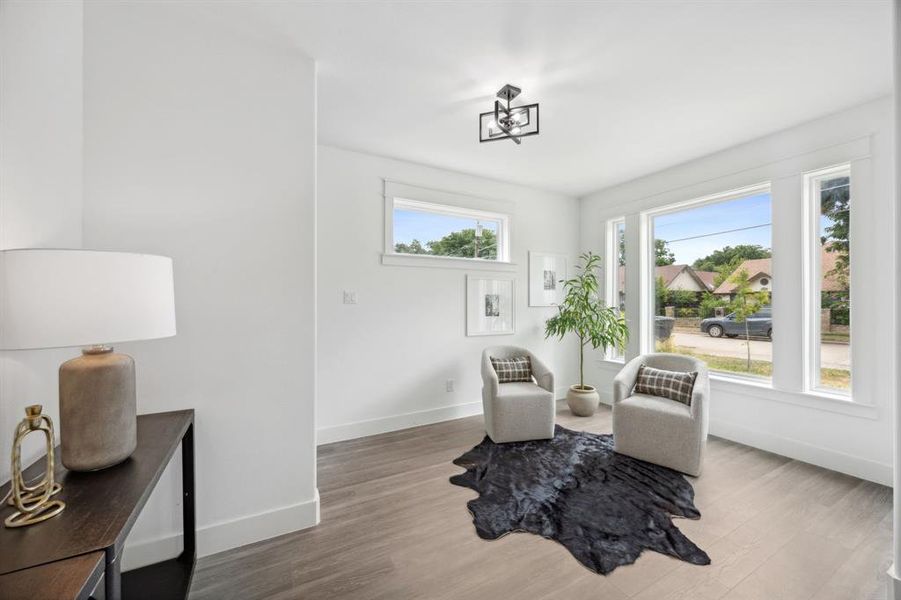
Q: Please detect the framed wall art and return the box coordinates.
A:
[528,252,567,307]
[466,275,515,336]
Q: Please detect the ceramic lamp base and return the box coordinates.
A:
[59,346,137,471]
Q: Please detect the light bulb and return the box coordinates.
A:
[512,126,522,135]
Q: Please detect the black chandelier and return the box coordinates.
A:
[478,84,539,145]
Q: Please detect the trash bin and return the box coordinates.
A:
[655,316,675,341]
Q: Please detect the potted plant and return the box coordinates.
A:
[545,252,628,416]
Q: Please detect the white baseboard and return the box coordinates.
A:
[318,394,573,445]
[123,530,184,572]
[887,564,901,599]
[598,388,613,406]
[122,489,320,571]
[599,382,888,485]
[317,401,484,445]
[709,418,891,486]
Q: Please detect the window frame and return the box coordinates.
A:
[642,182,774,383]
[383,195,513,270]
[605,217,626,361]
[803,163,852,397]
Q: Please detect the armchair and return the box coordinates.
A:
[481,346,555,443]
[612,353,709,476]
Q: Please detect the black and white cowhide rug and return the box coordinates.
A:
[449,425,710,575]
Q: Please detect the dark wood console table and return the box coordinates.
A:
[0,410,195,600]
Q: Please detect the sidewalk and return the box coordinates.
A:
[671,331,850,370]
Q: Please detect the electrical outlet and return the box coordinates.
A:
[342,290,357,305]
[446,379,454,392]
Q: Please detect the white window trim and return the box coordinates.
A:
[382,185,515,271]
[642,182,774,383]
[803,163,851,397]
[605,217,626,362]
[643,181,772,220]
[593,135,875,416]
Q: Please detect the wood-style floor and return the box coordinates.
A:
[190,404,893,600]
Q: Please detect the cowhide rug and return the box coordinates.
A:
[449,425,710,575]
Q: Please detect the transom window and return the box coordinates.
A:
[390,198,510,262]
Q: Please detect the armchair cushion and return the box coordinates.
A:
[634,364,698,406]
[495,381,552,402]
[619,393,692,420]
[490,356,533,383]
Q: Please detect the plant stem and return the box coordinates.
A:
[579,336,585,389]
[745,321,751,370]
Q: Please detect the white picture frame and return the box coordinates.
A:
[529,252,567,307]
[466,275,515,336]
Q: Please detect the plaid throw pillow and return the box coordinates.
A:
[633,364,698,406]
[490,356,533,383]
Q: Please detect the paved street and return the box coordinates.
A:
[672,331,850,370]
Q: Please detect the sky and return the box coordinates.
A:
[394,209,498,245]
[653,192,772,266]
[394,193,772,265]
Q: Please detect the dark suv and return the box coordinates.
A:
[700,307,772,339]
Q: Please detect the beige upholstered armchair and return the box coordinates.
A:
[612,353,710,476]
[481,346,555,443]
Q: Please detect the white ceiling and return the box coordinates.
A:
[216,1,892,197]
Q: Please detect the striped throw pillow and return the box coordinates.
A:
[490,356,533,383]
[633,364,698,406]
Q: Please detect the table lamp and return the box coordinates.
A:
[0,249,176,471]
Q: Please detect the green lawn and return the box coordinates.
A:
[654,340,850,390]
[821,332,850,344]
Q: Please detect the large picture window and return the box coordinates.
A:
[390,198,509,262]
[807,166,851,393]
[649,186,773,380]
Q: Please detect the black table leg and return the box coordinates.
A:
[105,547,121,600]
[179,423,196,566]
[119,424,196,599]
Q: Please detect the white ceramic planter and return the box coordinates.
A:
[566,384,600,417]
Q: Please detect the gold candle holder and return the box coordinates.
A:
[5,405,65,528]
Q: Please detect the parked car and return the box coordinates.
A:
[700,307,772,339]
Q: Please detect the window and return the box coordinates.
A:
[390,198,510,263]
[648,186,773,380]
[606,218,626,360]
[806,166,851,393]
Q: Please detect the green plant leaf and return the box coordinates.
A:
[544,251,629,387]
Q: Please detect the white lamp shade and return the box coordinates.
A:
[0,249,176,350]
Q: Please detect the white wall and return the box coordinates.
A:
[81,1,318,565]
[581,97,895,485]
[892,0,901,586]
[0,0,84,480]
[317,145,580,443]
